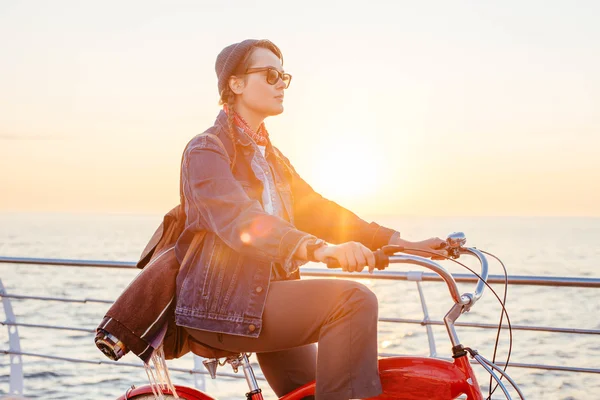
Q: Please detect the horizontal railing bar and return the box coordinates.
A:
[0,349,267,381]
[504,363,600,374]
[302,269,600,288]
[379,317,600,335]
[0,256,136,269]
[477,361,600,374]
[2,256,599,288]
[4,348,597,375]
[5,317,598,338]
[2,321,96,333]
[0,293,113,304]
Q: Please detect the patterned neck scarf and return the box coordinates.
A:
[223,104,270,146]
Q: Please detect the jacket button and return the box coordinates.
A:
[255,286,263,293]
[249,324,256,332]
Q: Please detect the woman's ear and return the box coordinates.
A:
[228,76,245,95]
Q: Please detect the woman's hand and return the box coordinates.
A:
[389,235,449,260]
[314,242,377,273]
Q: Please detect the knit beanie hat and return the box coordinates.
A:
[215,39,260,97]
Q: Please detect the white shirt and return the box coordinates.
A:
[257,145,275,215]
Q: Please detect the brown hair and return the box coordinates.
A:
[218,40,283,167]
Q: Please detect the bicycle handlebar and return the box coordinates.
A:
[325,232,489,307]
[458,246,489,304]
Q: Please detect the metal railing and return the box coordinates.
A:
[1,256,600,397]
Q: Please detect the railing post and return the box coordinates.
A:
[407,271,437,357]
[193,354,206,391]
[0,278,24,396]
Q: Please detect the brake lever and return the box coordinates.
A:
[446,232,466,259]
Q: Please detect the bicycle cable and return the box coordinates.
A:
[481,250,510,399]
[400,247,513,399]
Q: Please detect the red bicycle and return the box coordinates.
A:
[118,232,525,399]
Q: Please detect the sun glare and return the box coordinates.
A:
[310,138,383,203]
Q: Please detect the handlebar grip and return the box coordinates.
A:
[325,249,389,270]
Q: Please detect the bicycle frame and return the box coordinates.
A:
[277,355,483,400]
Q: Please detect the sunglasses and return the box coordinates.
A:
[245,67,292,88]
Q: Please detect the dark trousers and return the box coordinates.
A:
[185,279,383,400]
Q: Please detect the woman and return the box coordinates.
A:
[174,39,448,400]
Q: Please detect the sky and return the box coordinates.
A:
[1,0,599,217]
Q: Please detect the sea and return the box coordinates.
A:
[0,213,599,399]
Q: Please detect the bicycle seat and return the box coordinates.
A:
[187,335,241,359]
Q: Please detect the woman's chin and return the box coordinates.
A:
[271,104,284,115]
[254,104,284,118]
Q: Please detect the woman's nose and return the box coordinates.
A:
[275,78,286,90]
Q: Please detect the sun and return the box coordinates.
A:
[309,137,383,204]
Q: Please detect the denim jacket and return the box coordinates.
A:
[174,111,399,338]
